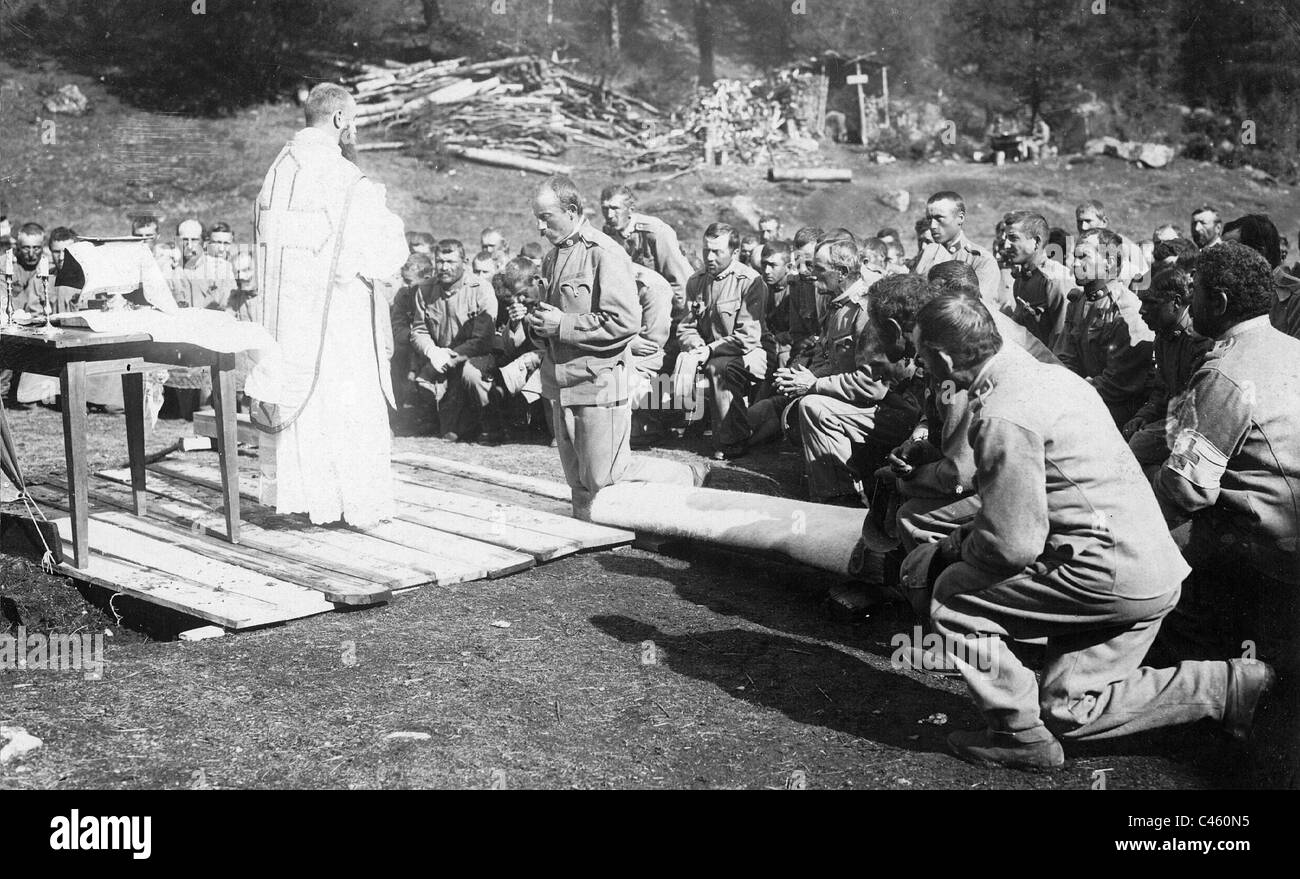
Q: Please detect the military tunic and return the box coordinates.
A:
[913,232,1006,310]
[1058,280,1155,425]
[606,212,694,312]
[927,343,1231,744]
[410,271,497,435]
[677,258,767,447]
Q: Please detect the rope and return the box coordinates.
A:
[15,486,57,574]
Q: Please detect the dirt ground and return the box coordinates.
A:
[1,59,1293,789]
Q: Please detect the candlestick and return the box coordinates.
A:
[2,249,14,326]
[36,253,52,325]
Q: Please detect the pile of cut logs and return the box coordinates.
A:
[344,55,835,178]
[348,55,670,175]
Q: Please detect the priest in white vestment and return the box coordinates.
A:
[246,83,407,529]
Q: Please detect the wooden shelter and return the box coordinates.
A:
[791,52,889,144]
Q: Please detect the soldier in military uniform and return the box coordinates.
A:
[3,222,48,316]
[756,239,794,400]
[410,239,498,440]
[480,227,511,272]
[795,272,928,504]
[745,238,869,451]
[206,221,235,262]
[676,222,768,460]
[786,226,826,363]
[912,191,1006,310]
[170,218,235,309]
[1002,211,1075,350]
[1059,228,1155,427]
[912,292,1274,771]
[47,226,76,277]
[599,184,693,313]
[1075,199,1150,285]
[130,213,159,245]
[528,176,699,518]
[1,222,50,408]
[1122,265,1212,474]
[476,256,547,444]
[1153,244,1297,760]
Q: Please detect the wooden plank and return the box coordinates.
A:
[391,460,572,516]
[148,455,579,563]
[393,478,633,551]
[30,481,392,605]
[49,519,319,629]
[393,504,579,562]
[192,408,260,446]
[124,465,495,585]
[52,515,334,619]
[148,456,260,500]
[75,476,398,598]
[391,451,572,502]
[91,511,365,608]
[361,518,534,579]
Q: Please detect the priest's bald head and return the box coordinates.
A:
[304,83,357,153]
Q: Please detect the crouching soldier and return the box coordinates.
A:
[475,256,548,444]
[912,292,1274,771]
[1122,265,1212,474]
[795,272,930,505]
[1059,228,1155,426]
[410,239,497,440]
[674,222,767,460]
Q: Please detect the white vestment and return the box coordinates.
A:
[245,127,407,528]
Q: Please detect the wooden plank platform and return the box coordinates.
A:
[392,476,633,551]
[24,448,632,633]
[32,479,396,605]
[150,456,584,562]
[108,467,533,585]
[47,516,333,630]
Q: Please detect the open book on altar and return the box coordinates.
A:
[49,308,277,355]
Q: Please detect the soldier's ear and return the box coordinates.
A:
[934,347,956,375]
[881,317,908,359]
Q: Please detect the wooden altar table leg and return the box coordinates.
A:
[60,359,89,569]
[122,369,147,516]
[210,360,240,543]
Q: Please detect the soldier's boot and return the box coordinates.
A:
[947,728,1065,771]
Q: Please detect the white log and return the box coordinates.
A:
[588,483,865,575]
[767,167,853,182]
[443,146,572,176]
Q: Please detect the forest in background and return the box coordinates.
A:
[3,0,1299,177]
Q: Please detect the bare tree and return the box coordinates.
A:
[609,0,621,51]
[694,0,715,85]
[421,0,443,57]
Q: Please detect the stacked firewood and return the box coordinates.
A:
[343,55,829,175]
[625,74,828,173]
[346,55,670,175]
